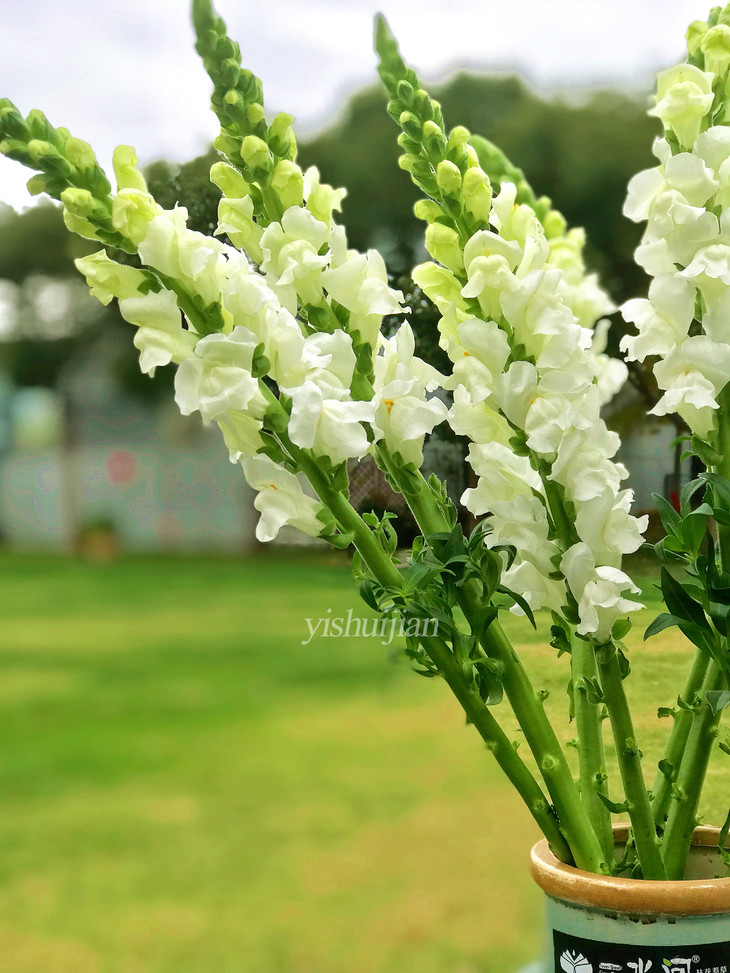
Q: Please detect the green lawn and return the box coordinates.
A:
[0,550,726,973]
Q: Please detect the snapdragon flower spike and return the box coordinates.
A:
[193,0,448,475]
[376,18,643,642]
[621,4,730,448]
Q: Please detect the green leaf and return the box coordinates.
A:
[660,567,710,630]
[706,690,730,714]
[597,793,629,814]
[651,492,681,536]
[497,584,536,629]
[679,477,706,517]
[611,617,632,641]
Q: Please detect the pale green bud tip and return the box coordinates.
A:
[436,159,462,195]
[113,144,147,193]
[61,187,96,218]
[64,136,96,170]
[461,166,492,223]
[210,161,250,199]
[413,199,442,222]
[246,103,266,127]
[543,209,568,239]
[240,134,271,170]
[271,159,304,210]
[687,19,709,57]
[26,174,49,196]
[701,24,730,76]
[27,139,54,161]
[422,120,442,140]
[224,89,244,108]
[425,221,464,274]
[448,126,471,147]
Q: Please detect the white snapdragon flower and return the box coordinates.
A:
[448,386,513,446]
[321,250,406,347]
[139,206,231,308]
[648,63,715,149]
[220,270,281,342]
[371,323,448,467]
[260,206,331,312]
[241,454,325,542]
[302,166,346,226]
[650,335,730,437]
[550,424,628,503]
[75,251,147,306]
[620,275,696,361]
[286,381,374,465]
[561,542,643,643]
[460,253,515,321]
[575,489,648,566]
[589,320,629,405]
[462,442,541,508]
[500,556,567,615]
[216,411,264,463]
[118,290,197,376]
[216,194,264,264]
[174,326,267,422]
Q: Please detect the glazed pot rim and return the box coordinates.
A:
[531,825,730,916]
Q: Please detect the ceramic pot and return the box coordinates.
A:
[529,826,730,972]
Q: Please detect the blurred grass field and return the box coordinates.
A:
[0,550,727,973]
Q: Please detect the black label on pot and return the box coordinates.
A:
[554,930,730,972]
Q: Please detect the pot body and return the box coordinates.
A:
[530,827,730,973]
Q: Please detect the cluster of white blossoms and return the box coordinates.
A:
[74,145,448,541]
[622,21,730,442]
[414,173,643,641]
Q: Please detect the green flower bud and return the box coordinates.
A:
[397,131,421,155]
[210,161,251,199]
[398,154,418,173]
[217,196,263,263]
[61,187,97,219]
[246,103,266,128]
[224,88,244,109]
[411,261,466,314]
[448,126,471,148]
[425,221,464,274]
[26,173,50,196]
[63,136,96,171]
[240,134,272,171]
[113,145,147,193]
[414,90,435,122]
[543,209,568,239]
[436,159,462,196]
[111,189,159,244]
[268,112,295,159]
[422,119,447,157]
[701,24,730,77]
[26,109,55,144]
[461,166,492,224]
[399,110,422,140]
[687,19,710,58]
[396,80,415,107]
[214,131,241,159]
[0,102,28,140]
[271,159,304,210]
[413,199,442,223]
[26,138,55,162]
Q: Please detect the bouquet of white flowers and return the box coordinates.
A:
[3,1,730,911]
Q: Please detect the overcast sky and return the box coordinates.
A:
[0,0,712,212]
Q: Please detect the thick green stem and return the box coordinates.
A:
[652,649,711,829]
[375,450,608,873]
[597,647,667,879]
[297,454,573,862]
[571,636,613,863]
[662,661,726,879]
